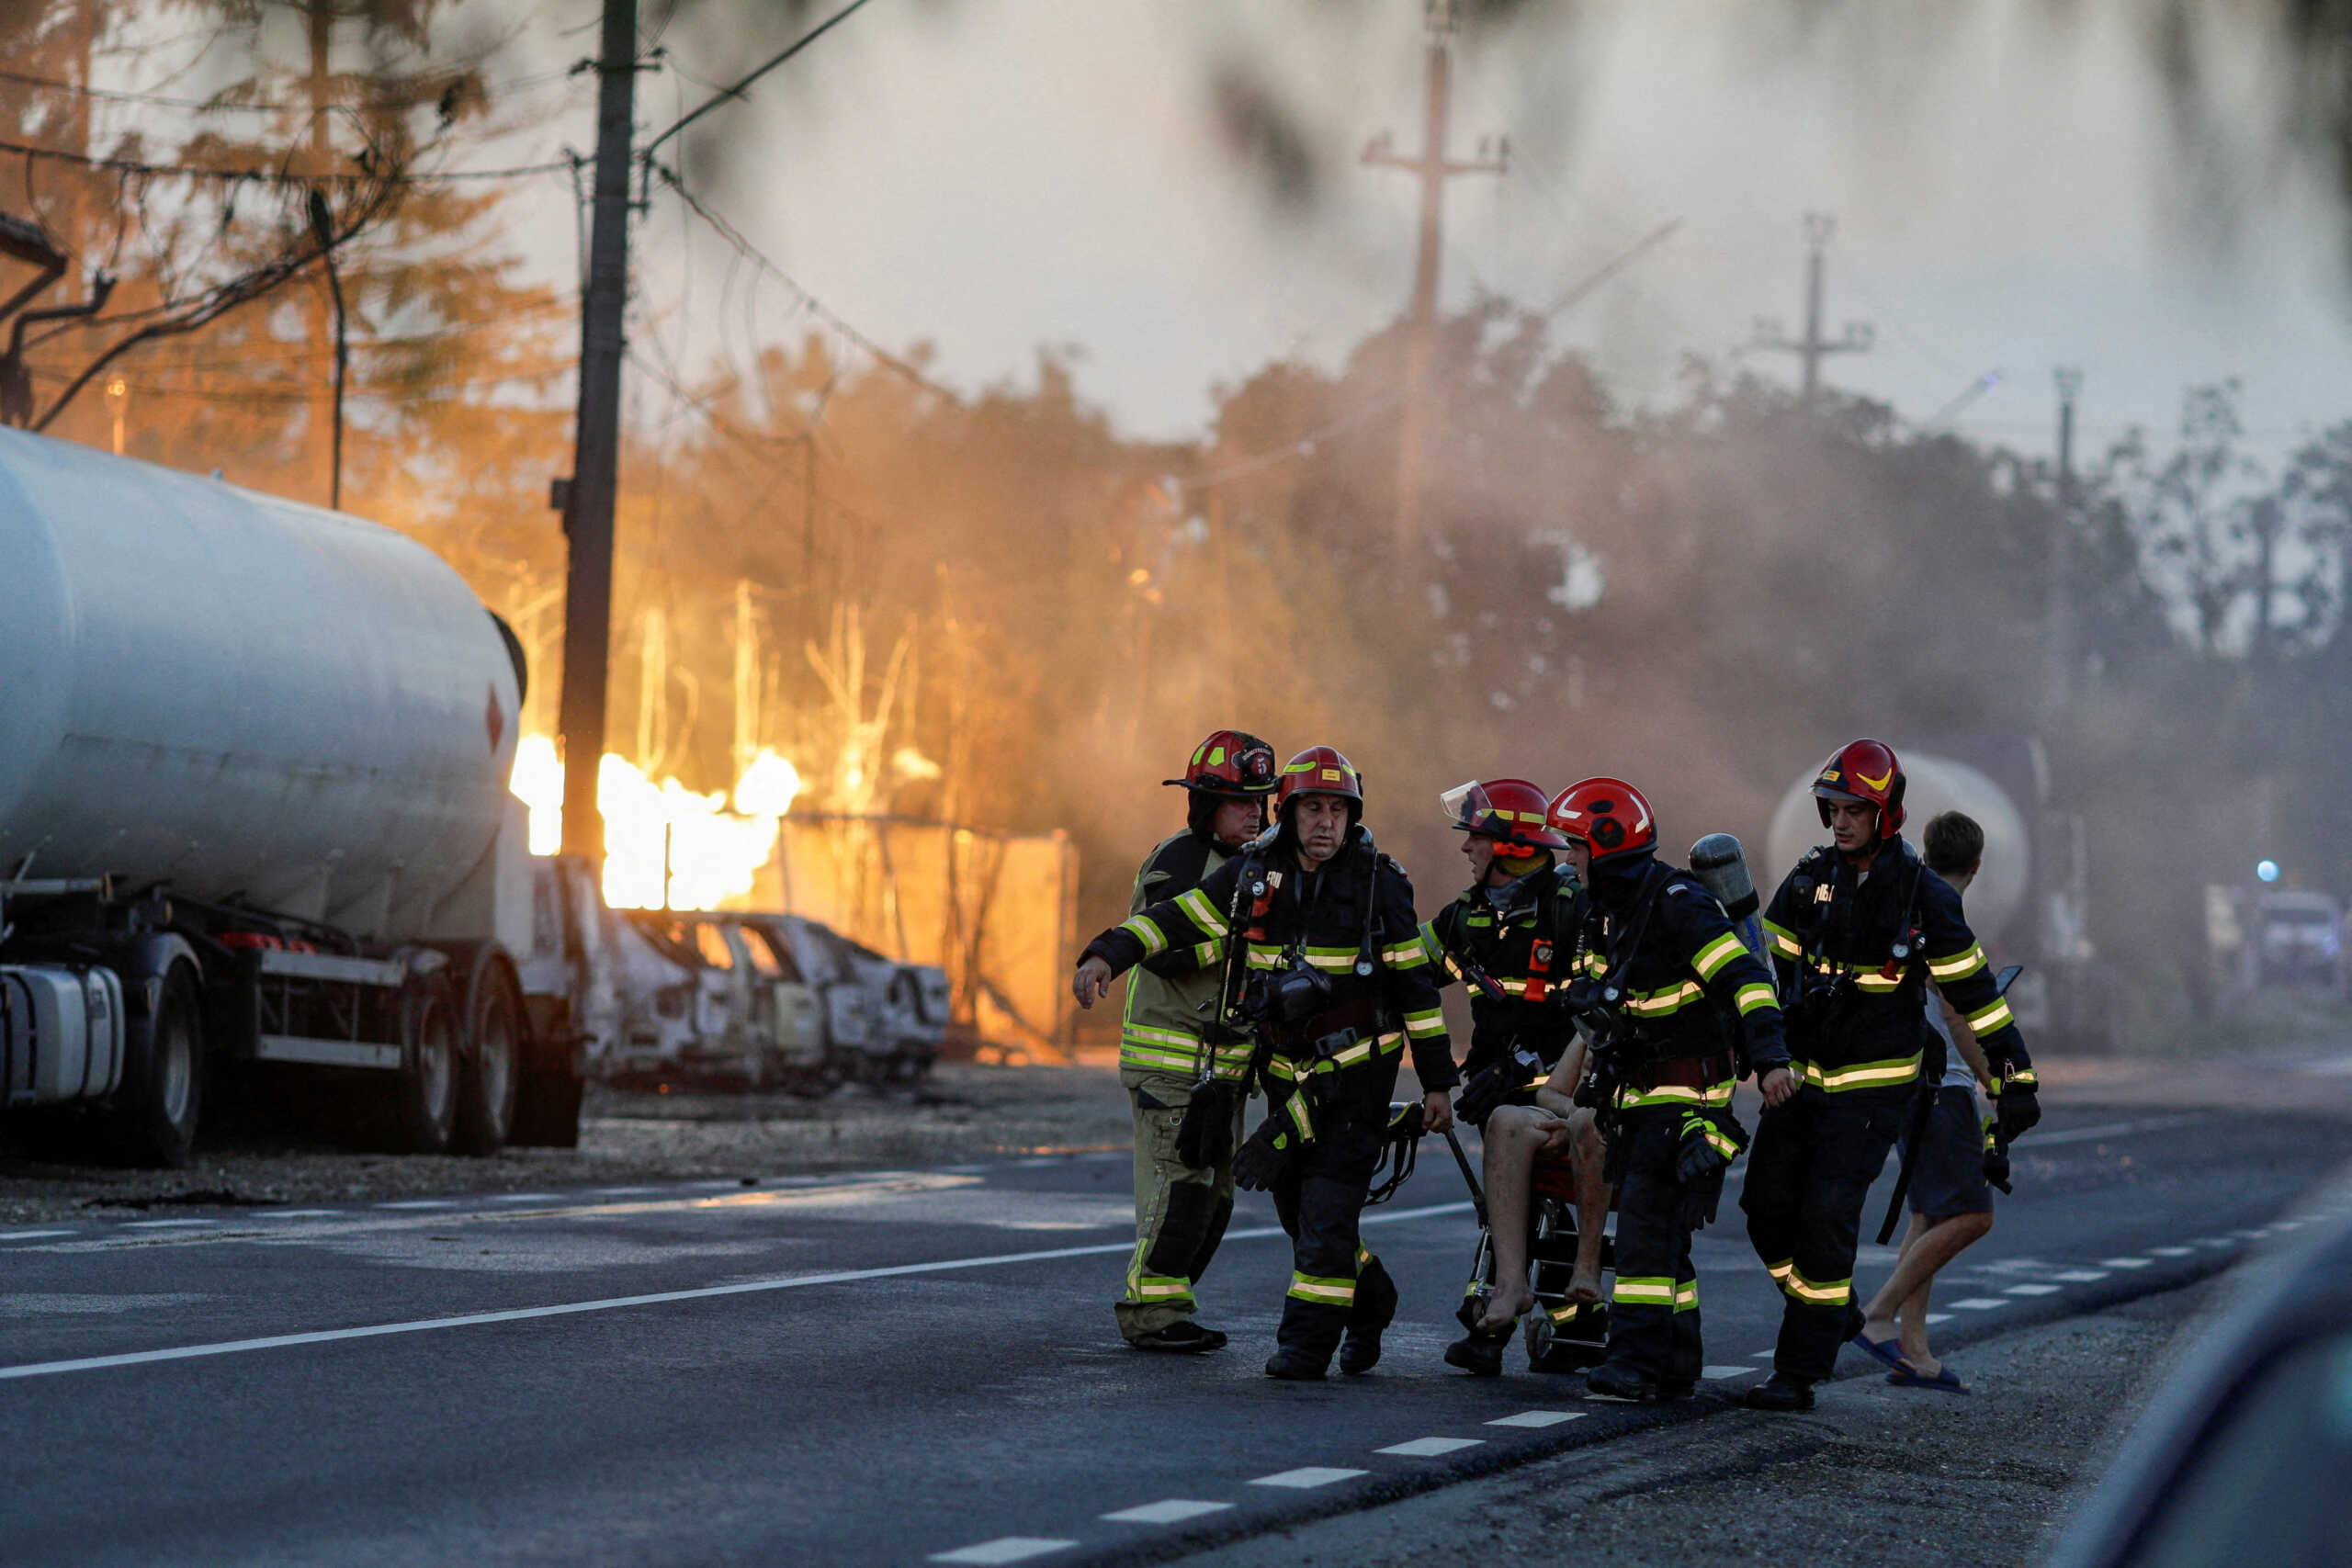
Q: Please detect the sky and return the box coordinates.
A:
[158,0,2352,467]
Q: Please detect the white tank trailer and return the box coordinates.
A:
[0,428,582,1165]
[1765,739,2107,1048]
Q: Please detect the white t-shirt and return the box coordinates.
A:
[1927,1001,1978,1092]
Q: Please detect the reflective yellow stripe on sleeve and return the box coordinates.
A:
[1964,997,2016,1034]
[1762,919,1803,959]
[1404,1008,1446,1039]
[1928,942,1987,981]
[1174,886,1227,938]
[1735,982,1777,1017]
[1118,914,1170,957]
[1692,931,1745,980]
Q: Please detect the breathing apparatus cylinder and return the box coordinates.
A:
[1690,832,1770,974]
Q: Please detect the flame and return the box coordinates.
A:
[506,735,803,911]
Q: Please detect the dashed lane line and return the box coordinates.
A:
[2050,1270,2110,1282]
[1486,1410,1585,1427]
[1248,1468,1368,1489]
[120,1219,215,1229]
[929,1538,1076,1564]
[375,1201,457,1211]
[2004,1284,2063,1296]
[1948,1298,2010,1311]
[0,1229,77,1242]
[2148,1247,2197,1258]
[2023,1114,2202,1147]
[2102,1258,2154,1269]
[0,1201,1475,1382]
[1377,1438,1483,1457]
[1100,1500,1232,1525]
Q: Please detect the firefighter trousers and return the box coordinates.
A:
[1116,1068,1243,1339]
[1600,1106,1702,1387]
[1740,1079,1911,1381]
[1268,1111,1395,1368]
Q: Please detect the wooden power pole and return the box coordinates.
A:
[555,0,639,863]
[1363,0,1504,554]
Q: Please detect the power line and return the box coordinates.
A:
[0,135,571,186]
[639,0,886,158]
[651,162,956,401]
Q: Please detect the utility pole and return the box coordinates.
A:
[555,0,639,863]
[2047,367,2082,711]
[1748,212,1872,406]
[1363,0,1505,553]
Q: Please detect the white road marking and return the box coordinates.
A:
[2050,1270,2110,1282]
[2004,1284,2062,1296]
[1924,1312,1954,1325]
[1979,1258,2056,1276]
[256,1211,338,1219]
[1376,1437,1483,1457]
[2194,1238,2235,1249]
[1702,1365,1761,1379]
[2100,1258,2154,1269]
[929,1538,1077,1564]
[1749,1349,1776,1359]
[1101,1500,1232,1525]
[120,1219,215,1229]
[1249,1468,1367,1489]
[591,1187,660,1196]
[1948,1298,2010,1311]
[2148,1247,2195,1258]
[0,1229,77,1242]
[0,1201,1477,1382]
[1486,1411,1585,1428]
[375,1201,457,1211]
[2233,1228,2272,1240]
[491,1193,561,1203]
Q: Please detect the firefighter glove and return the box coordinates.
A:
[1231,1118,1294,1192]
[1453,1064,1510,1128]
[1995,1084,2041,1144]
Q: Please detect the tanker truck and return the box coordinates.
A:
[0,427,585,1166]
[1765,736,2109,1050]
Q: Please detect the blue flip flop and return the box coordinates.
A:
[1887,1366,1970,1394]
[1850,1333,1916,1375]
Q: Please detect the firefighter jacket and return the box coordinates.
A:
[1117,830,1251,1083]
[1082,825,1457,1141]
[1579,852,1790,1112]
[1419,863,1586,1083]
[1760,838,2033,1095]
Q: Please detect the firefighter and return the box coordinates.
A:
[1742,739,2040,1412]
[1073,746,1457,1381]
[1416,779,1601,1375]
[1548,777,1794,1403]
[1105,729,1280,1353]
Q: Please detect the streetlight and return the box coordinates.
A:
[103,377,128,456]
[2256,860,2282,885]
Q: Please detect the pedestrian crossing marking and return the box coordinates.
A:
[929,1539,1077,1564]
[1485,1410,1584,1427]
[1377,1437,1483,1457]
[1249,1467,1367,1489]
[1101,1500,1232,1524]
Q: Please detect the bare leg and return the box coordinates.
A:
[1862,1211,1993,1377]
[1476,1106,1552,1329]
[1860,1213,1930,1342]
[1568,1108,1611,1303]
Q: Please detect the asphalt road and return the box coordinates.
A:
[2,1088,2347,1568]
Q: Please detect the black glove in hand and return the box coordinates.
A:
[1453,1065,1507,1128]
[1231,1119,1292,1192]
[1996,1084,2041,1144]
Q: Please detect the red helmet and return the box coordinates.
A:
[1812,738,1905,840]
[1276,745,1363,820]
[1441,779,1568,851]
[1545,777,1657,862]
[1164,729,1279,796]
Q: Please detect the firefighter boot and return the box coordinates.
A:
[1339,1258,1398,1375]
[1263,1349,1329,1382]
[1443,1327,1510,1377]
[1583,1359,1664,1404]
[1128,1322,1228,1354]
[1744,1371,1816,1412]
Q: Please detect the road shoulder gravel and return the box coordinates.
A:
[1158,1279,2217,1568]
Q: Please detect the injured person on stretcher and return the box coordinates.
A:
[1478,1032,1611,1324]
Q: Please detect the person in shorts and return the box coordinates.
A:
[1853,809,1997,1393]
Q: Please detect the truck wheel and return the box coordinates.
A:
[511,1060,584,1148]
[390,976,458,1155]
[453,962,521,1156]
[107,966,203,1168]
